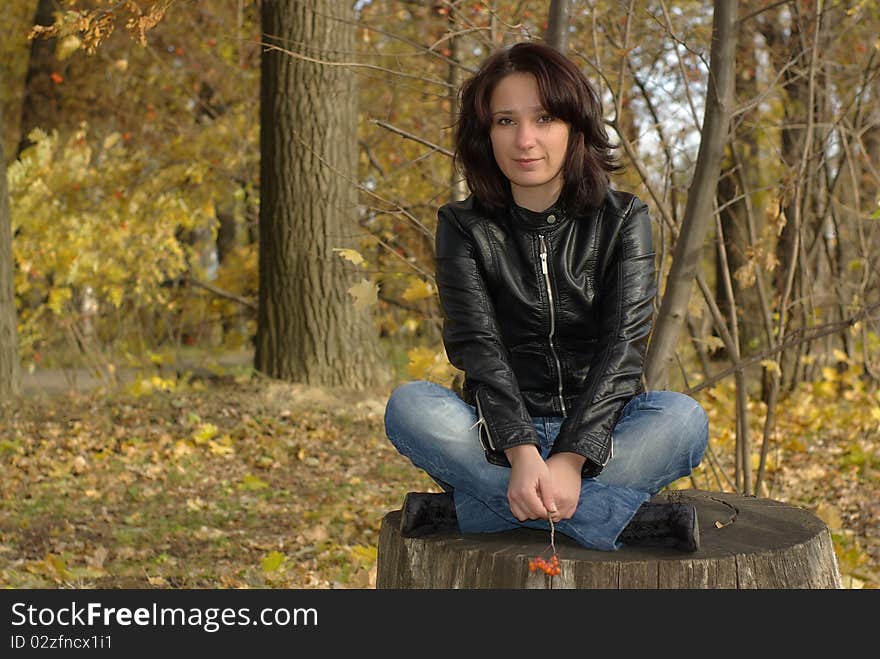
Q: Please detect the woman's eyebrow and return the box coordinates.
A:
[491,105,545,116]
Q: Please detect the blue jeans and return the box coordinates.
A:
[384,381,708,551]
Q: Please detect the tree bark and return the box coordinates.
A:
[0,95,21,398]
[17,0,60,156]
[256,0,387,387]
[644,0,737,390]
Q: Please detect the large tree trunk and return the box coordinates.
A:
[17,0,60,156]
[0,96,21,399]
[644,0,737,390]
[256,0,386,387]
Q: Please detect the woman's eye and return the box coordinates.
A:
[538,114,555,123]
[497,117,513,125]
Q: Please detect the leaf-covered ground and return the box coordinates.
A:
[1,372,877,589]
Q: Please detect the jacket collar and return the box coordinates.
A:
[508,195,569,230]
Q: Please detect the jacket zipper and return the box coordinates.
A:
[604,440,614,466]
[539,235,567,417]
[473,390,496,451]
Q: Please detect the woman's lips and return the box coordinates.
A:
[514,158,542,169]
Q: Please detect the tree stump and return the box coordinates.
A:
[376,490,842,589]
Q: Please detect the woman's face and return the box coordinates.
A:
[488,72,570,210]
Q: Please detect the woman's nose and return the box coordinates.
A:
[514,122,536,149]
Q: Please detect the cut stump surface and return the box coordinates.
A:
[376,490,842,589]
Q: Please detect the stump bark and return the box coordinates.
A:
[376,490,842,589]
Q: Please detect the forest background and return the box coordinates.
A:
[0,0,878,589]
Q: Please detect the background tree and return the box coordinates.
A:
[18,0,60,155]
[255,0,387,387]
[644,0,737,391]
[0,90,21,398]
[546,0,572,54]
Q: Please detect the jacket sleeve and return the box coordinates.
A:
[435,205,539,457]
[548,199,657,476]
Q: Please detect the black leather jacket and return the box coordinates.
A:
[435,189,656,477]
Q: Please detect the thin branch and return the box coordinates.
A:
[258,40,454,89]
[686,301,880,396]
[187,276,256,310]
[370,119,454,158]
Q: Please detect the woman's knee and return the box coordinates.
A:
[383,380,487,484]
[660,392,709,466]
[384,380,432,438]
[384,380,473,444]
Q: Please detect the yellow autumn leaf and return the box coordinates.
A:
[48,286,72,314]
[102,132,120,151]
[239,473,269,491]
[57,35,82,60]
[401,277,435,302]
[406,347,436,379]
[208,436,234,456]
[347,278,379,310]
[760,359,781,375]
[832,348,849,363]
[149,375,176,391]
[733,262,756,288]
[44,553,71,581]
[262,551,286,573]
[699,335,724,352]
[333,248,365,267]
[173,440,193,457]
[192,423,219,444]
[350,545,378,566]
[108,284,124,308]
[406,346,457,382]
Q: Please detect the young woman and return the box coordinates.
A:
[384,41,708,552]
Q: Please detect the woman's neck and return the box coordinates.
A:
[513,190,560,213]
[510,183,563,212]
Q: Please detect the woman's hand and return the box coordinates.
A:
[546,453,585,521]
[505,445,557,522]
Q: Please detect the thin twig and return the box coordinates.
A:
[259,41,453,89]
[187,276,256,310]
[370,120,454,158]
[686,301,880,395]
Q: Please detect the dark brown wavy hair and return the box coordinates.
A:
[454,41,621,213]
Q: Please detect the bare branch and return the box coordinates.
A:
[187,276,256,311]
